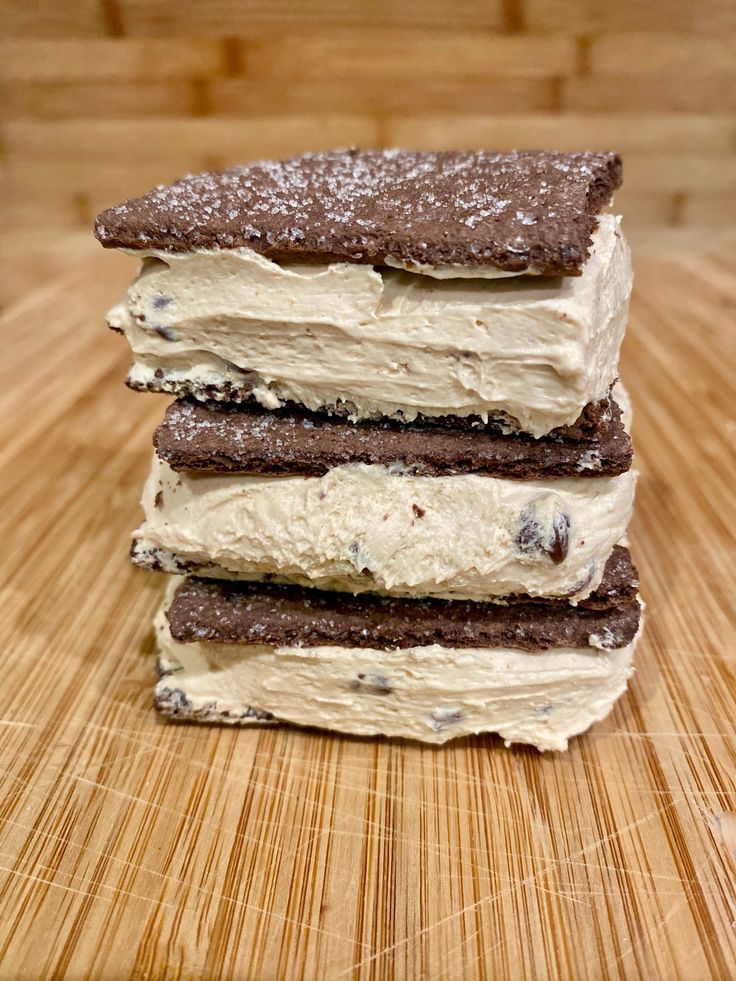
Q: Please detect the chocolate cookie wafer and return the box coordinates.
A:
[96,149,622,275]
[154,396,632,479]
[166,563,641,651]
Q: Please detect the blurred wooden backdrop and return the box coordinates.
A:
[1,0,735,243]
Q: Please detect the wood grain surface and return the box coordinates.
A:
[0,240,735,980]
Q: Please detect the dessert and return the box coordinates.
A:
[96,148,641,749]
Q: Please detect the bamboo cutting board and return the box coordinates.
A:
[0,242,734,980]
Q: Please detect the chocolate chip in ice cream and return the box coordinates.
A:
[349,672,393,695]
[549,512,571,564]
[430,708,465,731]
[154,325,179,341]
[347,541,375,578]
[516,498,571,565]
[155,686,192,714]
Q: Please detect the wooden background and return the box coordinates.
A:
[2,0,736,243]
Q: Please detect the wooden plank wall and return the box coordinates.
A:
[1,1,735,238]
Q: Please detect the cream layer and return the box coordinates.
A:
[135,456,636,603]
[110,215,632,437]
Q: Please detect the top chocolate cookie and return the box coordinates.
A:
[95,148,622,276]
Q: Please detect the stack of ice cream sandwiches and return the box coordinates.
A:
[95,148,641,751]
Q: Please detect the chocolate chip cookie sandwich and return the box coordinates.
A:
[96,149,642,750]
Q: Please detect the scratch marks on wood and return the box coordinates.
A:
[708,811,736,862]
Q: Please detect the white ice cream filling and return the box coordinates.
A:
[135,456,636,603]
[110,215,632,437]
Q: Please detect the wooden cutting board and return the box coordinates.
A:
[0,243,734,980]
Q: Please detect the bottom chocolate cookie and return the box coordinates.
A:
[166,563,641,652]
